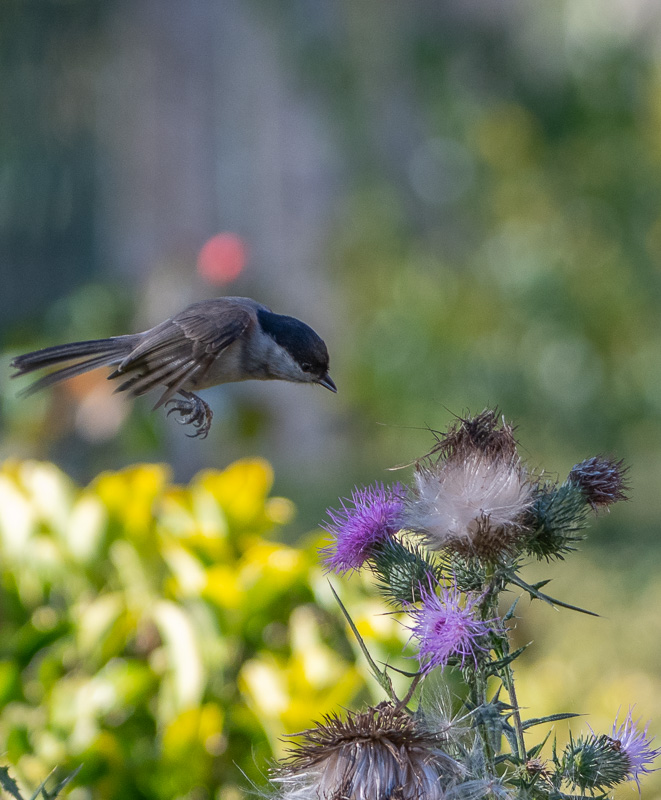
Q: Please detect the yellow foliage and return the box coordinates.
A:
[203,564,245,610]
[93,464,170,536]
[0,457,378,800]
[194,458,275,529]
[161,704,225,760]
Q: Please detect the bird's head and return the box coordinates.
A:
[256,309,337,392]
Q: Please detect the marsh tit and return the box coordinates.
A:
[11,296,336,438]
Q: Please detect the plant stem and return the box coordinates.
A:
[473,664,497,773]
[501,646,527,761]
[396,673,422,712]
[486,568,527,762]
[473,569,500,773]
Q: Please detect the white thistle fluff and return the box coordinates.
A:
[406,452,533,552]
[273,759,446,800]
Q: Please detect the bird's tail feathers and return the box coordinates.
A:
[11,336,138,396]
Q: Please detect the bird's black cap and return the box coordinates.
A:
[257,309,330,377]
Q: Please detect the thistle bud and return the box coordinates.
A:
[562,733,631,793]
[370,537,439,605]
[568,456,629,509]
[562,711,660,794]
[523,481,590,561]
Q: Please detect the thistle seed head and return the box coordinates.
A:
[405,452,533,561]
[274,702,457,800]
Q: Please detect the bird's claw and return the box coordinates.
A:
[166,396,213,439]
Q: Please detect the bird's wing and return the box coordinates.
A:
[174,303,254,355]
[109,302,254,407]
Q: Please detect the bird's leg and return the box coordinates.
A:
[165,391,213,439]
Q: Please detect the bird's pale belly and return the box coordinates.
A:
[189,345,249,389]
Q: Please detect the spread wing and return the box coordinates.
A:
[108,301,254,408]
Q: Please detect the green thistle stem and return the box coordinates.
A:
[473,567,500,774]
[500,643,527,761]
[485,567,527,763]
[471,662,497,773]
[396,673,422,712]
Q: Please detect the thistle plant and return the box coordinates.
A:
[270,409,658,800]
[0,766,80,800]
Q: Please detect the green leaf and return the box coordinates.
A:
[503,725,520,757]
[28,771,54,800]
[503,596,520,621]
[38,767,82,800]
[25,767,82,800]
[487,643,531,670]
[0,767,25,800]
[527,729,553,758]
[381,663,420,678]
[328,582,396,699]
[507,572,598,617]
[522,712,582,730]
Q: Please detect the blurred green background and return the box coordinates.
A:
[1,0,661,798]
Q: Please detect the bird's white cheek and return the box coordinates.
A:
[267,350,308,382]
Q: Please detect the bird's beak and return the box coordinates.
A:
[318,373,337,393]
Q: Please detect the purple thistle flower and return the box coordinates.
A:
[320,483,405,574]
[609,708,660,789]
[408,579,497,672]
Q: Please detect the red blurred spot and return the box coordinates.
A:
[197,233,247,284]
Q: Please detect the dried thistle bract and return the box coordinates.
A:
[568,456,629,509]
[274,702,456,800]
[423,409,519,463]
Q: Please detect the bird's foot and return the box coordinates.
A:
[166,395,213,439]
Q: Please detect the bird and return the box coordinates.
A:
[11,296,337,439]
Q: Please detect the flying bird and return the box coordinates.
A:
[11,296,336,438]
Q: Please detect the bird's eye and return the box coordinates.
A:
[300,362,312,372]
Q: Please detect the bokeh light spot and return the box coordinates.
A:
[197,233,247,285]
